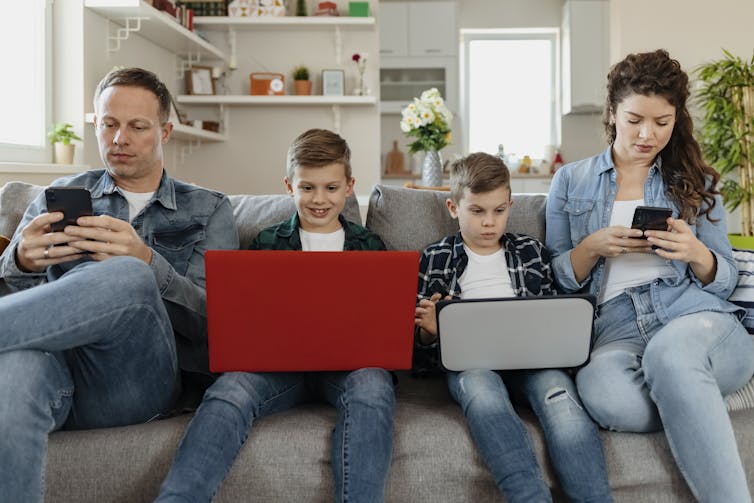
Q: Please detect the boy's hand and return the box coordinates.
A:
[415,292,450,344]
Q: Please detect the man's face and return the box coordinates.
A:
[94,85,172,190]
[284,163,354,233]
[447,186,512,255]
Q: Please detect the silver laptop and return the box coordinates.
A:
[436,295,595,371]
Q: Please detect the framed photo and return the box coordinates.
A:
[185,65,215,95]
[322,69,345,96]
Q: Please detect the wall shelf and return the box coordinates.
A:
[172,124,227,142]
[194,16,376,30]
[175,95,377,106]
[85,0,226,61]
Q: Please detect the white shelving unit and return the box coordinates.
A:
[194,16,375,29]
[175,95,376,106]
[172,123,227,142]
[85,0,226,62]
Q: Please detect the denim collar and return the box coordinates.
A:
[598,146,663,175]
[89,169,177,211]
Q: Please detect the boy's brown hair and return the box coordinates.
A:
[286,129,352,180]
[449,152,510,203]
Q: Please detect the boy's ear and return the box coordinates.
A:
[283,176,294,196]
[446,198,459,219]
[345,177,355,197]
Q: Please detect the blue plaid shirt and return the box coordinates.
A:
[414,231,557,374]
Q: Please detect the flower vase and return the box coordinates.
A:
[421,150,443,187]
[356,69,367,96]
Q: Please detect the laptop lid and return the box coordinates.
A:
[436,295,595,371]
[206,250,419,372]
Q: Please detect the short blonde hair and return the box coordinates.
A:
[449,152,510,203]
[286,129,352,180]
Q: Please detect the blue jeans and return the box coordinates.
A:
[448,369,612,503]
[156,367,395,503]
[577,285,754,503]
[0,257,179,503]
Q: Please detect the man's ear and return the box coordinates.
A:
[446,198,459,219]
[283,176,294,196]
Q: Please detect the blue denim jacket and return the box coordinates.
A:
[0,169,240,373]
[545,147,742,324]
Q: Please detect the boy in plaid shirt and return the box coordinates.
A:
[414,153,612,503]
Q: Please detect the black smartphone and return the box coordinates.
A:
[45,187,93,233]
[631,205,672,237]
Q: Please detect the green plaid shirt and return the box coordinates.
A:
[249,213,386,251]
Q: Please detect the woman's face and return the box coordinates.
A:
[611,93,676,166]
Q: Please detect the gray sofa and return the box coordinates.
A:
[1,181,754,502]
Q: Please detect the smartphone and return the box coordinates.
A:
[45,187,93,233]
[631,205,672,237]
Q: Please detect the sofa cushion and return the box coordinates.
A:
[229,193,361,250]
[0,181,44,239]
[365,184,547,251]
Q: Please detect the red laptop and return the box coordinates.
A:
[205,250,420,372]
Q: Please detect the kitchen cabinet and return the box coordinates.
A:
[379,1,456,57]
[510,176,552,194]
[561,0,608,114]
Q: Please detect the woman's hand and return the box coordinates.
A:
[646,218,716,284]
[570,226,649,283]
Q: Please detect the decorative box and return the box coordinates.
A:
[348,1,369,17]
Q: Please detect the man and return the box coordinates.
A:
[0,67,239,502]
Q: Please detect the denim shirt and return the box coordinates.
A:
[0,169,240,374]
[545,147,742,324]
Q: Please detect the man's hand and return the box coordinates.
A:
[15,212,88,272]
[63,215,153,264]
[415,292,451,344]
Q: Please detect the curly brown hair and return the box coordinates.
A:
[603,49,719,222]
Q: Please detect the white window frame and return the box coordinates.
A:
[460,28,560,159]
[0,0,52,163]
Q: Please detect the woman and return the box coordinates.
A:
[546,49,754,502]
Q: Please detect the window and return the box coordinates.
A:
[461,29,559,162]
[0,0,51,163]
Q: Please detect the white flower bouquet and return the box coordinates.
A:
[399,88,453,153]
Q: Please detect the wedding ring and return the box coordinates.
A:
[44,248,50,259]
[621,247,627,255]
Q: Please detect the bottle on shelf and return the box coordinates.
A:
[497,144,505,160]
[550,150,564,174]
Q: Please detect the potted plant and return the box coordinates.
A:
[47,122,82,165]
[292,65,311,96]
[696,50,754,246]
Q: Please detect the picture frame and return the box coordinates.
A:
[321,69,345,96]
[185,65,215,95]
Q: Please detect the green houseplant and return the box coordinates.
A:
[292,65,311,96]
[696,50,754,240]
[47,122,82,165]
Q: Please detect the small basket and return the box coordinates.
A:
[250,73,285,96]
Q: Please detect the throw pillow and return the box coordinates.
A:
[725,248,754,412]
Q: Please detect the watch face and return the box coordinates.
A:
[270,78,284,93]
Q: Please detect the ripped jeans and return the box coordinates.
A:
[448,369,612,503]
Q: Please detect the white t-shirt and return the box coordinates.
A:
[299,228,346,251]
[599,199,675,304]
[458,245,515,299]
[119,189,155,223]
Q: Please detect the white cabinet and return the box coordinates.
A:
[561,0,608,114]
[510,177,552,194]
[379,3,409,57]
[379,1,456,57]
